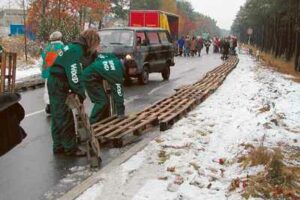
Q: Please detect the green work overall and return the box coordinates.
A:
[83,53,125,124]
[47,43,86,153]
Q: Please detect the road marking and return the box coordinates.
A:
[25,109,45,118]
[148,83,168,95]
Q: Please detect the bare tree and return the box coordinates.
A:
[21,0,28,61]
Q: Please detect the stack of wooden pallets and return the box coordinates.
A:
[92,56,239,147]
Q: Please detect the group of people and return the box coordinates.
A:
[177,34,238,60]
[177,35,210,57]
[40,29,125,156]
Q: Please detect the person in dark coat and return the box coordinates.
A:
[196,36,203,57]
[204,40,211,54]
[221,37,230,60]
[177,36,185,56]
[0,93,27,156]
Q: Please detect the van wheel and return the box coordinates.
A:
[138,67,149,85]
[161,66,170,80]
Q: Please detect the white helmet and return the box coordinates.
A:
[49,31,62,41]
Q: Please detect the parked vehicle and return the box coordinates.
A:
[98,27,175,85]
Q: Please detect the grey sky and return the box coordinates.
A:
[0,0,20,9]
[189,0,246,30]
[0,0,246,30]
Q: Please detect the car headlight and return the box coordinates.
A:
[125,54,133,60]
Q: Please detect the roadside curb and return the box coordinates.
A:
[15,75,44,91]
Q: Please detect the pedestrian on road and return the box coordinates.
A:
[83,52,125,124]
[221,37,230,60]
[47,28,100,156]
[190,36,197,57]
[177,36,185,56]
[196,36,203,57]
[41,31,64,115]
[184,35,191,57]
[205,40,211,54]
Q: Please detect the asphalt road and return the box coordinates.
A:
[0,52,222,200]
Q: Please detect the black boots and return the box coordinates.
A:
[45,104,51,115]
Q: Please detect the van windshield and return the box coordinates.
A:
[99,30,134,47]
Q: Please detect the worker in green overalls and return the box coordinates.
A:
[83,53,125,124]
[48,29,100,156]
[41,31,64,115]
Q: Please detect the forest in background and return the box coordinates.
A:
[25,0,226,42]
[231,0,300,71]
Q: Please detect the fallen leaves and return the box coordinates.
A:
[219,158,225,165]
[167,167,176,173]
[158,150,169,164]
[231,146,300,199]
[258,104,271,113]
[229,178,241,192]
[174,175,184,185]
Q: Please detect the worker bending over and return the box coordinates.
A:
[83,53,125,124]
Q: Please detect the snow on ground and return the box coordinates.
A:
[44,166,94,200]
[16,58,41,81]
[76,53,300,200]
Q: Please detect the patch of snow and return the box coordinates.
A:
[121,149,146,184]
[44,165,93,200]
[76,182,104,200]
[132,179,178,200]
[16,58,41,81]
[69,166,86,173]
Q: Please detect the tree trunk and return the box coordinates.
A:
[58,0,61,23]
[22,0,27,61]
[41,0,47,41]
[295,0,300,71]
[88,17,92,28]
[79,8,82,31]
[82,7,87,31]
[98,19,102,30]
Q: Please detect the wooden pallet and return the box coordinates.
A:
[0,52,17,93]
[159,98,196,131]
[92,114,158,147]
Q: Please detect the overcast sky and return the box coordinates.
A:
[0,0,246,30]
[189,0,246,30]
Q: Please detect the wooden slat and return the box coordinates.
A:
[94,116,136,137]
[161,99,196,123]
[113,115,158,139]
[103,115,157,138]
